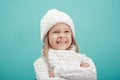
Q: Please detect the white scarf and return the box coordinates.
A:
[46,49,96,80]
[47,49,85,69]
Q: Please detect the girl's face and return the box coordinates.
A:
[48,23,72,50]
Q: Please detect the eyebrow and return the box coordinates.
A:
[65,28,71,30]
[51,29,60,31]
[50,27,71,31]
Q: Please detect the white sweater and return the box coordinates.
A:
[33,49,97,80]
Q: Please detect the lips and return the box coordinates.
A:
[56,41,67,44]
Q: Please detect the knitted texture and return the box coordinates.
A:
[47,49,97,80]
[33,50,97,80]
[40,9,75,42]
[33,56,68,80]
[48,49,83,68]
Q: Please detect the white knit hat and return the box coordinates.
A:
[40,9,75,42]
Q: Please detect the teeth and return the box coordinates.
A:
[57,41,66,44]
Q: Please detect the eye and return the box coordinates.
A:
[65,30,70,33]
[53,31,60,33]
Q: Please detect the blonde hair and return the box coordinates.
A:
[42,32,80,57]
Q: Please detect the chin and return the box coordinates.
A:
[55,47,68,50]
[52,44,70,50]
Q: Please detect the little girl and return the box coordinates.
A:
[34,9,97,80]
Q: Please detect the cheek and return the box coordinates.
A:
[49,35,58,44]
[67,35,72,42]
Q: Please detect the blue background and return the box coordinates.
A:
[0,0,120,80]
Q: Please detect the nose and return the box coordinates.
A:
[59,33,65,39]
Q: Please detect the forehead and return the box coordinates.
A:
[50,23,71,30]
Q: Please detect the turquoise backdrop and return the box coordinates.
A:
[0,0,120,80]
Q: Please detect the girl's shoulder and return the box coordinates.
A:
[33,56,47,66]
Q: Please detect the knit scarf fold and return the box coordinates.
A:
[47,49,85,69]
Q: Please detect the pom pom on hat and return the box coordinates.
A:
[40,9,75,42]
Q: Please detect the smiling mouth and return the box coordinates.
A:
[56,41,67,44]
